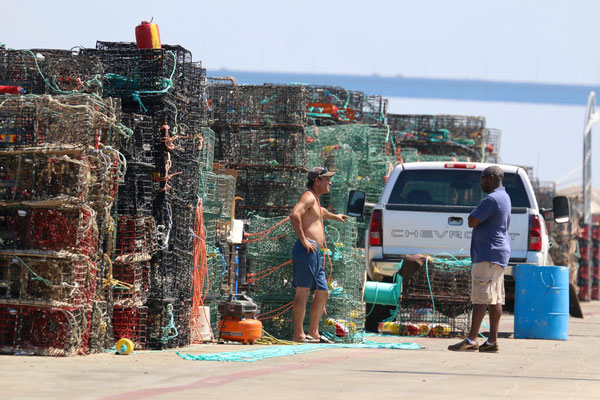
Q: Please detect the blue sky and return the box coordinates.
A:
[5,0,600,84]
[3,0,600,188]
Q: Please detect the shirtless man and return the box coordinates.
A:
[289,167,349,343]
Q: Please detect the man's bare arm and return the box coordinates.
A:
[290,192,317,252]
[321,207,349,223]
[468,215,481,228]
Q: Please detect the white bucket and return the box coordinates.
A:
[190,306,214,342]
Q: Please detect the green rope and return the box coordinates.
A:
[22,50,103,94]
[105,50,178,112]
[160,303,179,342]
[14,256,53,286]
[177,341,421,362]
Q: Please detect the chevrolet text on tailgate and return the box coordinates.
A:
[346,162,570,281]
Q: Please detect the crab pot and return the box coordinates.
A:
[0,205,98,258]
[0,304,92,356]
[112,305,148,349]
[0,253,97,307]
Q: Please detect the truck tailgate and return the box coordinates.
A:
[382,205,529,258]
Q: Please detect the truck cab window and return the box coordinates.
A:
[389,170,531,208]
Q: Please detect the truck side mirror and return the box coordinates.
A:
[347,190,366,217]
[552,196,570,224]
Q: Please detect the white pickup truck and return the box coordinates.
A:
[347,162,570,328]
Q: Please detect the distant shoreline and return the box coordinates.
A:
[207,70,599,106]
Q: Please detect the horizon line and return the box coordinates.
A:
[206,69,600,106]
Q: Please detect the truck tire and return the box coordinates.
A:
[364,303,395,332]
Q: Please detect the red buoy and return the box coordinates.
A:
[0,85,25,94]
[135,20,161,49]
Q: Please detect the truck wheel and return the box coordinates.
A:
[365,303,395,332]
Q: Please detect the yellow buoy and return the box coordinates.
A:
[116,338,134,355]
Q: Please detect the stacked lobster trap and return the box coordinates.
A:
[305,85,387,125]
[242,214,365,342]
[86,41,233,349]
[398,256,472,337]
[0,49,126,355]
[208,83,309,219]
[386,114,489,163]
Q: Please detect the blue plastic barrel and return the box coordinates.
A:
[514,265,569,340]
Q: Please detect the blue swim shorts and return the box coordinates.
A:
[291,239,328,291]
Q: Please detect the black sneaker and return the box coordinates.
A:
[479,342,499,352]
[448,339,479,351]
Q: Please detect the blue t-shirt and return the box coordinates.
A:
[470,186,512,267]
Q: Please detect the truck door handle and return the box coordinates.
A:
[448,217,463,226]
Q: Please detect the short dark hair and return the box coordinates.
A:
[482,166,504,181]
[306,166,334,188]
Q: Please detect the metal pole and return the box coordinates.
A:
[583,92,597,299]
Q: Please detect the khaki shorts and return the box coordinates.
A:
[471,261,505,305]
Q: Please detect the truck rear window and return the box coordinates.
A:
[388,170,531,208]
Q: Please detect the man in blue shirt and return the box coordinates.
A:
[449,165,511,353]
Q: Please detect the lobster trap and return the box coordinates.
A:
[245,215,295,260]
[87,300,113,353]
[115,215,157,261]
[170,202,195,252]
[247,258,295,298]
[181,62,212,126]
[150,250,194,299]
[202,214,230,249]
[0,253,97,307]
[87,147,125,214]
[205,249,229,297]
[146,298,191,350]
[0,48,103,95]
[395,302,472,338]
[0,94,122,148]
[484,128,502,155]
[208,84,309,126]
[322,295,365,343]
[0,204,98,258]
[306,85,364,124]
[117,162,157,216]
[215,126,306,169]
[327,250,366,300]
[201,170,236,220]
[111,261,151,305]
[112,305,148,349]
[401,257,472,319]
[387,114,486,147]
[362,94,388,124]
[254,295,295,339]
[167,158,202,203]
[396,139,482,163]
[0,303,91,356]
[84,42,193,111]
[234,168,305,218]
[118,113,163,166]
[0,150,91,202]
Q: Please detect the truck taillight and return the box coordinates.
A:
[528,215,542,251]
[369,210,383,247]
[444,163,476,169]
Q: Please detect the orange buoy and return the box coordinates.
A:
[135,20,161,49]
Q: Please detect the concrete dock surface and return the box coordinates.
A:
[2,301,600,400]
